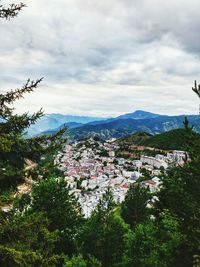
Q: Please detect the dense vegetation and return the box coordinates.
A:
[117,128,200,151]
[118,132,152,145]
[141,128,200,150]
[0,3,200,267]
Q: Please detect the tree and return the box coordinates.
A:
[0,209,65,267]
[31,177,83,255]
[155,118,200,266]
[0,78,66,189]
[64,254,87,267]
[192,80,200,115]
[123,210,185,267]
[81,188,130,267]
[121,183,151,229]
[0,1,66,190]
[0,1,25,20]
[63,254,102,267]
[0,5,67,266]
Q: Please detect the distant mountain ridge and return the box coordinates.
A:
[31,110,200,141]
[117,110,161,120]
[27,114,108,136]
[86,110,162,126]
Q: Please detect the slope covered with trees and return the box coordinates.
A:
[141,128,200,150]
[117,128,200,151]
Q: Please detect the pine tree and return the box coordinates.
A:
[121,183,151,229]
[81,188,130,267]
[155,114,200,266]
[0,1,25,19]
[0,2,66,189]
[0,79,66,189]
[31,177,83,255]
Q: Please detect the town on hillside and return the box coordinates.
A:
[55,137,186,217]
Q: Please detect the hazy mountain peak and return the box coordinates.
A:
[117,110,161,120]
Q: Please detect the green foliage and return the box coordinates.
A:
[81,189,130,267]
[0,14,199,266]
[0,245,42,267]
[64,254,87,267]
[155,119,200,266]
[0,79,66,190]
[118,132,152,145]
[63,254,102,267]
[0,188,14,206]
[31,177,83,255]
[117,128,200,151]
[121,183,151,229]
[99,150,109,157]
[123,210,185,267]
[139,168,152,180]
[141,128,200,150]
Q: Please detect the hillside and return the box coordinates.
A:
[118,128,200,151]
[118,132,152,144]
[141,128,200,150]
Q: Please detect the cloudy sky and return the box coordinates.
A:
[0,0,200,117]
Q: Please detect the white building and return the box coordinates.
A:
[140,155,168,169]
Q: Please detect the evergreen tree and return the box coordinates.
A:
[31,177,83,255]
[155,118,200,266]
[123,210,185,267]
[121,183,151,229]
[0,1,25,19]
[81,188,130,267]
[0,79,66,189]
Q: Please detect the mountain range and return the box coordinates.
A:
[27,114,107,136]
[31,110,200,141]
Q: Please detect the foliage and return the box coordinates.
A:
[121,183,151,229]
[155,120,200,266]
[64,254,87,267]
[141,128,200,150]
[0,1,25,20]
[123,210,185,267]
[31,178,83,255]
[0,78,66,190]
[81,189,130,267]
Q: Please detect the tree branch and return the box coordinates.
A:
[0,78,43,116]
[0,2,26,19]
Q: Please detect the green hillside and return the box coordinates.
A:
[118,132,152,145]
[141,128,200,150]
[117,128,200,151]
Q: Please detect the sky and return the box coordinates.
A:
[0,0,200,117]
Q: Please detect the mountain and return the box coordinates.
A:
[117,129,200,151]
[27,114,107,136]
[117,110,161,120]
[40,122,83,135]
[66,114,200,142]
[86,110,161,126]
[33,110,200,142]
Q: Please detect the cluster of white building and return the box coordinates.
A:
[55,138,186,217]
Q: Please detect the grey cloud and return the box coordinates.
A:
[0,0,200,116]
